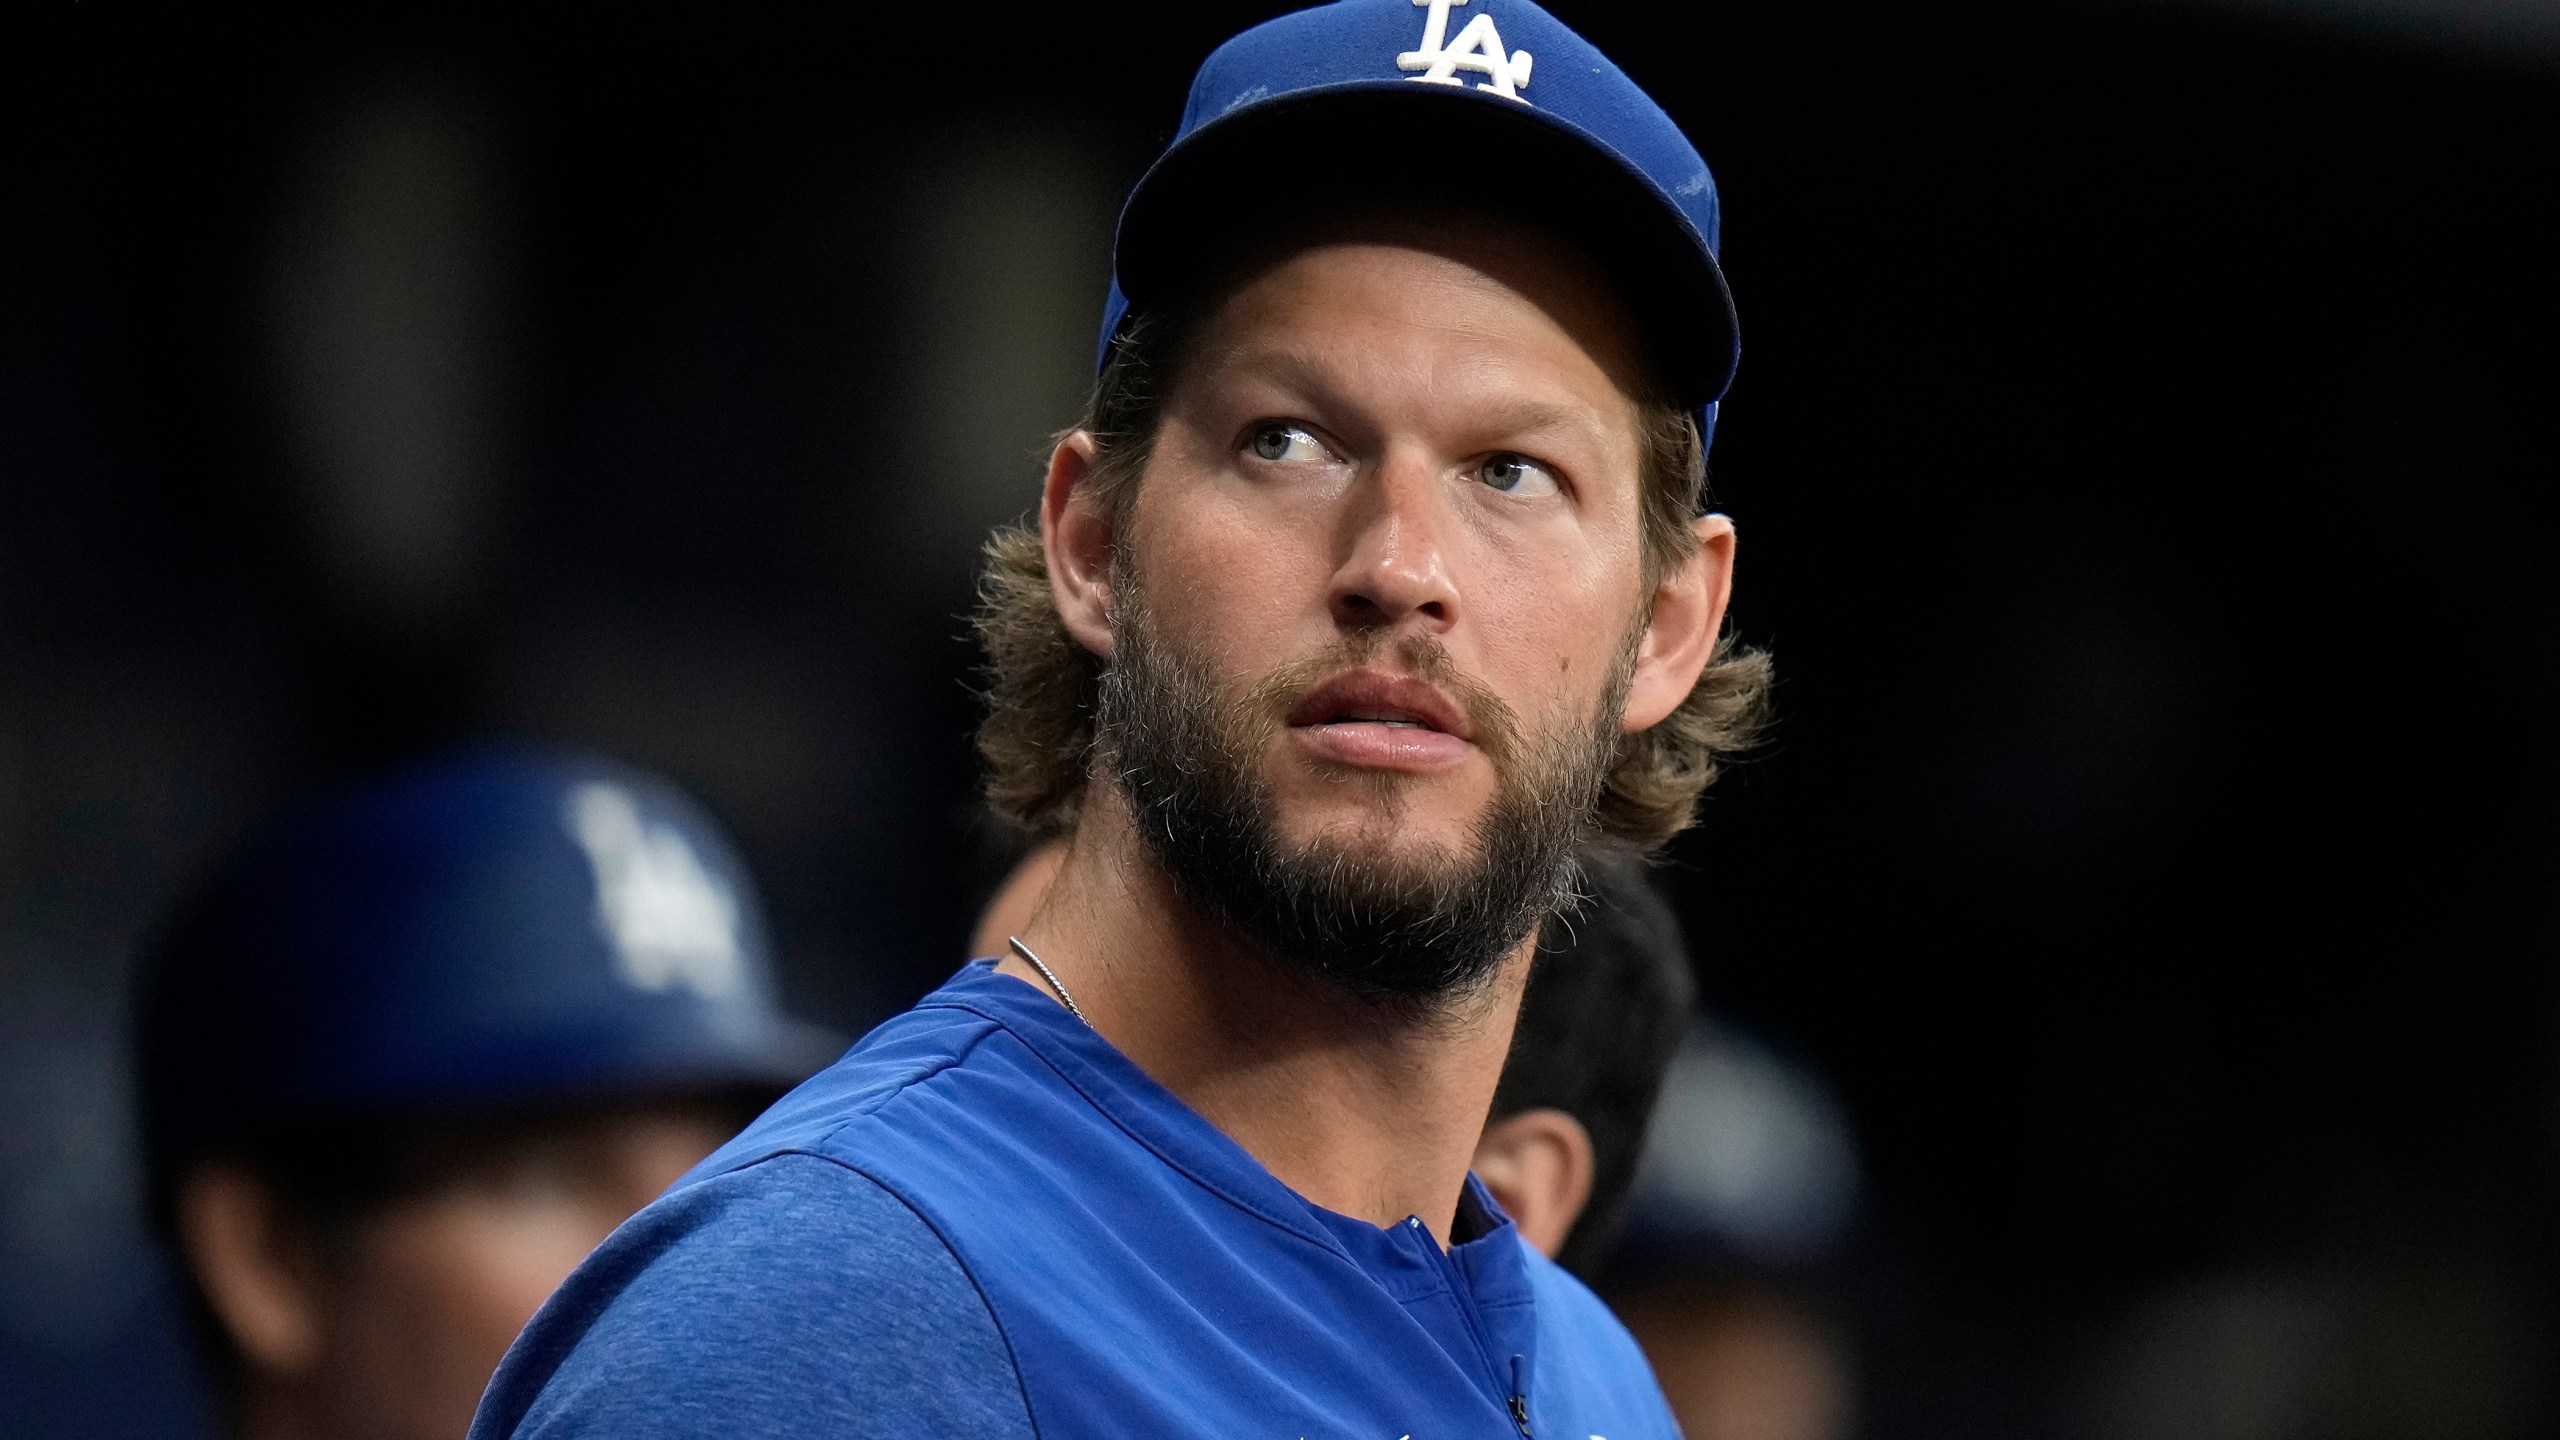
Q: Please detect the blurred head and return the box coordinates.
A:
[135,747,837,1440]
[977,212,1767,1007]
[172,1101,747,1440]
[1475,846,1696,1272]
[1617,1286,1853,1440]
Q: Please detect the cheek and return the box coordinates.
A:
[1130,480,1331,655]
[361,1193,631,1356]
[318,1195,634,1440]
[1475,536,1645,713]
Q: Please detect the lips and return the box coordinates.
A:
[1285,670,1473,743]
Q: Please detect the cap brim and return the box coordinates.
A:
[582,1015,851,1103]
[1114,82,1738,408]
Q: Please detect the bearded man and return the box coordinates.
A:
[471,3,1768,1437]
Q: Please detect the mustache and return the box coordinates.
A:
[1239,631,1524,766]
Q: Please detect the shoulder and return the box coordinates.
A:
[470,1150,1033,1440]
[1523,1246,1682,1440]
[674,999,1013,1183]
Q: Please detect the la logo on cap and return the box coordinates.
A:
[564,783,746,1000]
[1397,0,1534,101]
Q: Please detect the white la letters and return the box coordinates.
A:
[1396,0,1534,102]
[565,782,746,1000]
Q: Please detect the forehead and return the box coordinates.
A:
[1174,223,1655,432]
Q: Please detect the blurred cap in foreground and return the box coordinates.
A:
[134,746,842,1208]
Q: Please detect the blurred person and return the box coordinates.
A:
[1482,847,1698,1273]
[1603,1011,1865,1440]
[1617,1287,1853,1440]
[136,748,838,1440]
[473,2,1767,1437]
[969,837,1695,1271]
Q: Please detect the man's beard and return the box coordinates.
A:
[1094,577,1636,1009]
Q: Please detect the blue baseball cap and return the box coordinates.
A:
[136,747,842,1189]
[1100,0,1738,427]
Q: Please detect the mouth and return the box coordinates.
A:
[1285,671,1474,744]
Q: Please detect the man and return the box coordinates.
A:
[137,748,837,1440]
[474,2,1769,1436]
[970,837,1697,1272]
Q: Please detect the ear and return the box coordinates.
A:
[1042,430,1120,661]
[1471,1107,1597,1261]
[176,1164,325,1375]
[1620,513,1736,734]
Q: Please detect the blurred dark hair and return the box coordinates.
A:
[1496,846,1697,1276]
[974,220,1771,852]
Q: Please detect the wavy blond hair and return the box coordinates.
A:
[975,309,1771,853]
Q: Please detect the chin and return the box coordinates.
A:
[1277,800,1483,874]
[1279,749,1490,815]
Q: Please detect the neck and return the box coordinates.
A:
[1002,787,1533,1246]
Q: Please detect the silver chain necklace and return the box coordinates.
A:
[1006,935,1089,1026]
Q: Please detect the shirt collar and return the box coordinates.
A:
[924,959,1532,1299]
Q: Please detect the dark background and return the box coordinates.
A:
[3,1,2554,1435]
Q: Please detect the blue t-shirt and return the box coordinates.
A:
[472,961,1678,1440]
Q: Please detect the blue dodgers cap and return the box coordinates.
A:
[136,747,842,1184]
[1101,0,1737,423]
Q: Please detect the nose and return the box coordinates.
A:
[1328,448,1459,635]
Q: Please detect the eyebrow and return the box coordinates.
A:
[1193,344,1624,455]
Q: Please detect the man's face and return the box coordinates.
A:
[302,1107,732,1440]
[1094,228,1665,995]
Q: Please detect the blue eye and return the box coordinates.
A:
[1479,453,1559,497]
[1248,422,1326,464]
